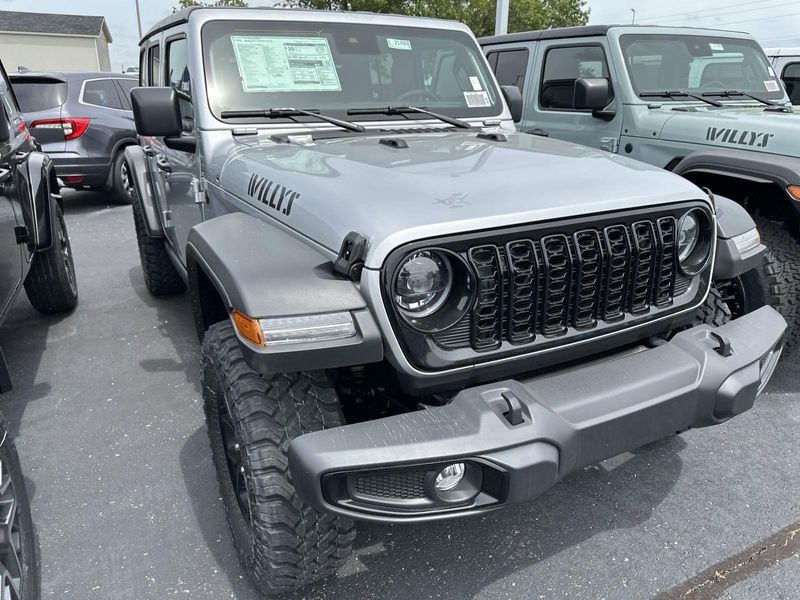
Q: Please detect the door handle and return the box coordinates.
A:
[156,157,172,173]
[529,128,549,137]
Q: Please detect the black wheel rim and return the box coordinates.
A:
[57,210,77,296]
[218,392,252,525]
[717,277,747,319]
[120,161,134,198]
[0,450,23,600]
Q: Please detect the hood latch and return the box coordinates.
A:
[334,231,367,281]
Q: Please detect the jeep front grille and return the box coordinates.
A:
[461,217,678,351]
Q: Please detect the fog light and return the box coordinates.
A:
[435,463,465,491]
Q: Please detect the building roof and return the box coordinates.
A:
[0,10,112,42]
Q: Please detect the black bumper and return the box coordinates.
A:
[289,307,786,523]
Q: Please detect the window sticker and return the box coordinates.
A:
[768,66,776,76]
[709,43,725,51]
[464,91,490,107]
[469,76,483,91]
[231,35,342,93]
[765,80,780,92]
[387,38,412,51]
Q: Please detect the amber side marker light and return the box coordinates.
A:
[788,185,800,201]
[231,309,264,346]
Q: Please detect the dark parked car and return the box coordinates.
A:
[9,71,138,204]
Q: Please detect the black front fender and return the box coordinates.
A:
[17,151,56,252]
[186,213,383,374]
[124,145,163,238]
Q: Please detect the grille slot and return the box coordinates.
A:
[468,246,503,350]
[629,221,657,314]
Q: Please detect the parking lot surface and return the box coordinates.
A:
[0,191,798,600]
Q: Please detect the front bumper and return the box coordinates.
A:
[289,306,786,523]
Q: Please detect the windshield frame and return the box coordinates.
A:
[619,33,786,103]
[200,18,504,126]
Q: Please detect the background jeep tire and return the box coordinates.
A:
[202,322,355,595]
[0,414,40,600]
[693,284,732,328]
[24,204,78,314]
[131,187,185,296]
[110,152,134,205]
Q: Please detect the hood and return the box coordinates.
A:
[219,131,706,268]
[658,105,800,156]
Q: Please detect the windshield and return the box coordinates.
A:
[620,34,785,101]
[202,20,501,123]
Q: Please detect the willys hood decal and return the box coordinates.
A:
[219,131,705,268]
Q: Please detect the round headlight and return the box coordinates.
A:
[677,209,712,276]
[392,248,474,333]
[394,250,452,316]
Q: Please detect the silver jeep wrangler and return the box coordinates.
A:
[125,7,786,595]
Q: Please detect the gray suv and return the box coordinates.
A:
[10,71,138,203]
[127,7,785,595]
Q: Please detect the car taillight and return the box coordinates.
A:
[29,117,90,140]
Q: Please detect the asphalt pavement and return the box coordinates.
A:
[0,190,798,600]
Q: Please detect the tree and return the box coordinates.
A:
[281,0,589,37]
[176,0,248,9]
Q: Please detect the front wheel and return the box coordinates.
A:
[24,203,78,314]
[202,322,355,595]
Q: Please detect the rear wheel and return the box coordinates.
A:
[202,322,355,595]
[24,203,78,314]
[130,186,185,296]
[110,152,134,205]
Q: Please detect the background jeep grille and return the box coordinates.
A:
[456,217,679,351]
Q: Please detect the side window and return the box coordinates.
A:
[540,45,613,110]
[488,49,530,93]
[82,79,124,109]
[147,43,160,86]
[782,62,800,104]
[165,37,193,132]
[138,48,146,86]
[115,79,136,110]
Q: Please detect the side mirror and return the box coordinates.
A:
[0,106,11,145]
[573,78,611,111]
[130,87,182,137]
[500,85,523,122]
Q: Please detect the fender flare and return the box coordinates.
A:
[713,195,766,280]
[186,212,383,374]
[673,148,800,203]
[19,151,57,252]
[123,145,163,238]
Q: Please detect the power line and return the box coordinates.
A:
[590,0,788,23]
[710,10,800,28]
[652,0,800,24]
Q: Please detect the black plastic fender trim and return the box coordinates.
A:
[124,145,163,238]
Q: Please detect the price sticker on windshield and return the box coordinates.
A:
[464,91,491,107]
[765,80,781,92]
[387,38,412,51]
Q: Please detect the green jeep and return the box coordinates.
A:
[481,25,800,347]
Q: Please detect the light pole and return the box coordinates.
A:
[630,8,636,24]
[135,0,143,40]
[495,0,509,36]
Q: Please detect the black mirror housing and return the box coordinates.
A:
[500,85,523,122]
[573,78,610,111]
[131,87,182,137]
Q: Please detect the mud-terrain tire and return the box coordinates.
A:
[0,414,40,600]
[110,152,134,205]
[693,285,732,328]
[131,186,185,296]
[23,204,78,314]
[202,322,355,595]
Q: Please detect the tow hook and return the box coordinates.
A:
[710,331,733,357]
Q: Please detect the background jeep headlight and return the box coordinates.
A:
[393,248,474,333]
[677,209,712,276]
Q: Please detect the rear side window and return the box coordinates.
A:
[782,62,800,104]
[540,45,613,110]
[487,49,530,93]
[147,43,161,86]
[82,79,123,109]
[115,79,136,110]
[10,78,67,112]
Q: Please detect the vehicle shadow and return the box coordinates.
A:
[180,423,686,600]
[127,267,202,394]
[60,189,127,216]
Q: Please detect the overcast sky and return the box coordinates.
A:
[2,0,799,71]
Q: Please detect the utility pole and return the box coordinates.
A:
[135,0,143,40]
[630,8,636,24]
[495,0,509,36]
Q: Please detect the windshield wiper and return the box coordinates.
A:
[347,106,472,129]
[639,90,723,107]
[701,90,780,106]
[219,108,365,132]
